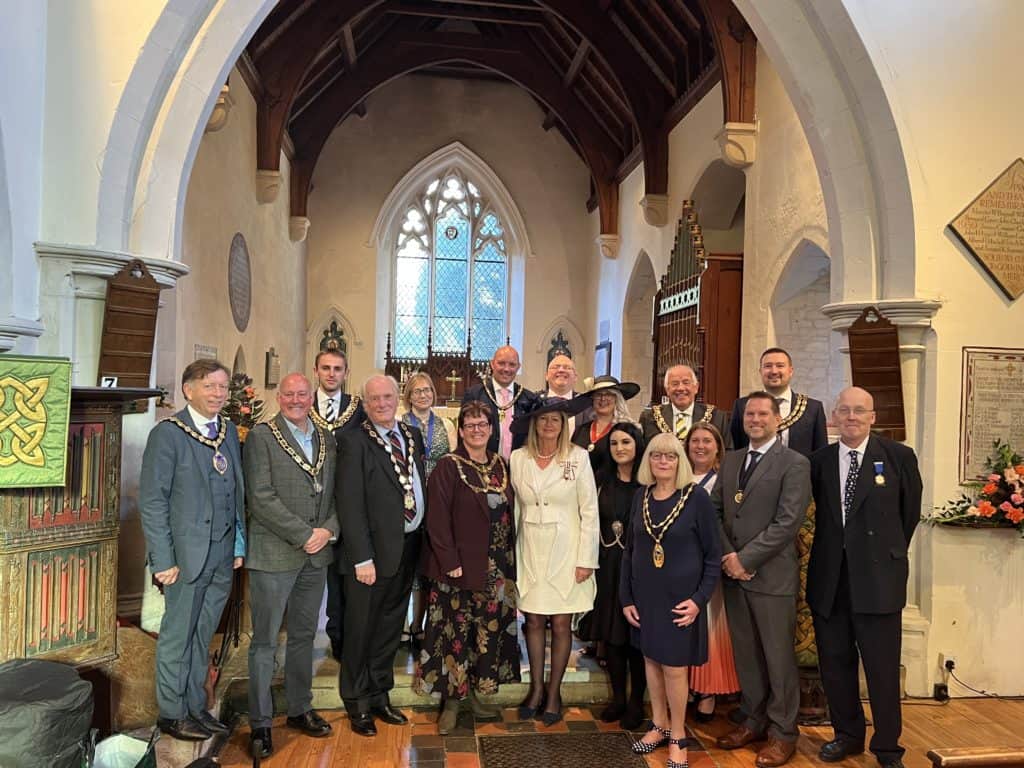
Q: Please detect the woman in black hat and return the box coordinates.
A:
[509,394,597,726]
[571,376,640,479]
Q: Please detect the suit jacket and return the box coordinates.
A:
[640,402,733,448]
[312,391,365,440]
[710,439,811,596]
[243,413,339,572]
[730,392,827,458]
[139,408,246,583]
[807,434,922,616]
[335,420,428,578]
[462,379,540,454]
[420,447,516,591]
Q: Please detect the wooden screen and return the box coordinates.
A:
[847,306,906,441]
[384,327,490,402]
[650,201,743,409]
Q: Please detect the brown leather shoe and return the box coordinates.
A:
[717,725,766,750]
[756,737,797,767]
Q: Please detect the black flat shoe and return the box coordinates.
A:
[350,713,377,737]
[370,703,408,725]
[249,727,272,758]
[693,693,716,723]
[540,708,563,727]
[157,716,210,741]
[190,710,228,734]
[631,721,670,754]
[287,709,332,736]
[819,738,865,762]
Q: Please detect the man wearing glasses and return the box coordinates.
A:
[807,387,922,768]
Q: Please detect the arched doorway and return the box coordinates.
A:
[621,250,657,414]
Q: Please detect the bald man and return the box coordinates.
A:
[462,345,539,459]
[807,387,922,768]
[243,373,337,757]
[640,363,731,447]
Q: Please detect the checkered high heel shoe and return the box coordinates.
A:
[667,737,690,768]
[630,721,670,754]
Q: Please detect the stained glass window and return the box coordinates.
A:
[393,171,508,360]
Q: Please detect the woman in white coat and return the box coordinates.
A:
[510,395,599,726]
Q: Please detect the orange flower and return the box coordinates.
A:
[1006,507,1024,525]
[1015,465,1024,476]
[976,500,997,518]
[982,482,998,495]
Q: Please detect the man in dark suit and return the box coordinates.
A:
[335,374,427,736]
[808,387,922,768]
[139,359,246,742]
[711,392,810,767]
[730,348,827,457]
[311,347,365,662]
[462,345,539,459]
[640,363,731,447]
[243,373,338,758]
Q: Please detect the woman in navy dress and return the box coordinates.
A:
[620,432,721,768]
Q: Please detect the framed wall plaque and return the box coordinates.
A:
[228,233,252,332]
[959,347,1024,481]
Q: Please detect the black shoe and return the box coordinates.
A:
[370,703,408,725]
[349,713,377,737]
[540,707,563,727]
[819,738,866,762]
[249,727,272,758]
[190,709,228,734]
[287,709,332,737]
[692,694,715,724]
[727,707,747,725]
[620,703,646,731]
[880,760,905,768]
[517,692,546,721]
[599,702,625,723]
[157,716,211,741]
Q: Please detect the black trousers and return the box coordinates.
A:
[339,530,421,715]
[325,554,346,659]
[812,558,904,764]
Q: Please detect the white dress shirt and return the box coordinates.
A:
[745,435,778,471]
[671,403,695,433]
[839,435,871,524]
[773,388,793,447]
[317,389,341,419]
[187,404,219,436]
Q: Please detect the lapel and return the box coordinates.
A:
[660,403,674,431]
[738,438,780,501]
[848,435,882,519]
[273,412,310,461]
[179,409,214,495]
[456,448,496,522]
[822,443,843,525]
[365,422,406,494]
[693,403,706,423]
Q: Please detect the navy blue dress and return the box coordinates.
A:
[619,485,722,666]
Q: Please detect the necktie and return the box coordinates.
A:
[325,397,336,421]
[389,430,415,523]
[844,450,860,524]
[498,388,513,460]
[206,420,218,439]
[738,450,761,490]
[674,412,688,439]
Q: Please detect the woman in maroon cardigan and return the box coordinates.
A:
[413,400,520,734]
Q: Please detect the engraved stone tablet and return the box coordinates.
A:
[949,158,1024,301]
[960,347,1024,481]
[228,233,252,331]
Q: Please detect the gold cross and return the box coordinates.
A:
[445,369,463,401]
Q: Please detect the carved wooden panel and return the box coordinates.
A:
[847,306,906,441]
[97,260,161,388]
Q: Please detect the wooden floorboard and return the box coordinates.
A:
[215,698,1024,768]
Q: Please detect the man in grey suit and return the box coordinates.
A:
[243,373,338,758]
[711,391,810,767]
[140,359,246,741]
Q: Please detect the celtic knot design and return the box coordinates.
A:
[0,376,50,468]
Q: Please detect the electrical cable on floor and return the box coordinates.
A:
[949,668,1001,698]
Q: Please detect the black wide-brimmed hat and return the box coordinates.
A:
[583,375,640,401]
[510,394,593,435]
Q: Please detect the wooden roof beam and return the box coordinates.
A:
[609,11,676,98]
[341,23,358,70]
[698,0,756,123]
[563,39,590,87]
[382,2,545,26]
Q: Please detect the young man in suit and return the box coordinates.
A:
[711,392,811,767]
[335,374,427,736]
[808,387,922,768]
[243,373,338,758]
[139,360,246,741]
[462,345,539,459]
[730,348,828,458]
[640,363,731,447]
[311,348,365,663]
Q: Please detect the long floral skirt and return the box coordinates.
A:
[413,521,521,701]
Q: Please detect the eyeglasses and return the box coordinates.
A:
[549,364,575,372]
[835,407,873,417]
[410,387,433,397]
[462,422,490,432]
[649,452,679,462]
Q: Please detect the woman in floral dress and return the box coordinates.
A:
[413,401,520,734]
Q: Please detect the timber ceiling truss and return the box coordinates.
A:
[244,0,756,240]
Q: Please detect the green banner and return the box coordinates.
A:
[0,355,72,488]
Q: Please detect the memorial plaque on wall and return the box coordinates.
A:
[228,233,252,331]
[96,260,161,387]
[948,158,1024,301]
[959,347,1024,481]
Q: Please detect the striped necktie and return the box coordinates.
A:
[389,430,415,523]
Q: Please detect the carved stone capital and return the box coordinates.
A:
[639,194,670,227]
[205,84,234,133]
[596,234,621,260]
[0,316,45,352]
[715,121,758,168]
[255,169,282,204]
[34,242,190,289]
[289,216,310,243]
[820,297,943,331]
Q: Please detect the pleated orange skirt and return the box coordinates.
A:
[688,583,740,694]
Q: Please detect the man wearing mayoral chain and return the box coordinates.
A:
[462,345,539,460]
[140,359,246,742]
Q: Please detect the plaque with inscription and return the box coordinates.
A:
[228,233,252,331]
[959,347,1024,481]
[949,158,1024,301]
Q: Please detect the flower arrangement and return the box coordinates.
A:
[929,440,1024,536]
[223,372,265,441]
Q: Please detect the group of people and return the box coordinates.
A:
[140,343,922,768]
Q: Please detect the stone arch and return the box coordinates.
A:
[770,238,838,404]
[370,141,530,366]
[0,118,12,319]
[621,250,658,412]
[533,316,586,379]
[306,305,364,378]
[690,159,746,253]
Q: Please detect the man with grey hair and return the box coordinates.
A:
[640,363,731,447]
[335,374,427,736]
